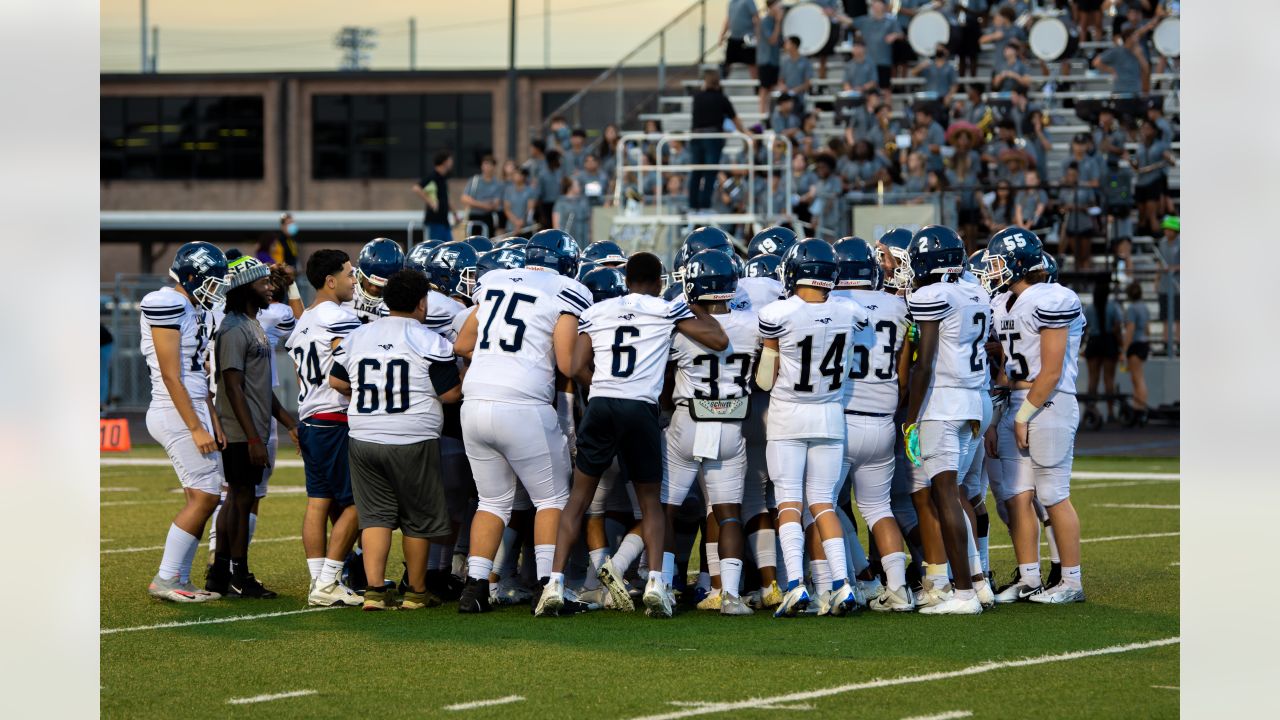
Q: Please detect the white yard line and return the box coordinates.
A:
[1071,472,1178,481]
[100,499,177,507]
[989,531,1179,551]
[671,701,812,711]
[1151,685,1179,691]
[1169,562,1180,567]
[101,606,338,635]
[1094,503,1180,510]
[101,487,139,492]
[1070,481,1147,491]
[632,638,1179,720]
[900,712,973,720]
[102,457,305,468]
[442,695,526,711]
[101,535,301,554]
[227,689,317,705]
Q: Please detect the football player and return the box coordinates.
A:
[984,227,1087,604]
[900,225,992,615]
[349,238,405,323]
[538,252,729,618]
[142,242,229,602]
[422,240,478,339]
[582,240,628,269]
[452,229,593,614]
[747,225,798,259]
[756,239,869,617]
[661,250,762,616]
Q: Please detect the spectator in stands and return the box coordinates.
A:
[641,119,663,158]
[844,139,887,195]
[791,152,817,227]
[991,42,1031,93]
[1123,280,1151,417]
[711,171,746,236]
[563,129,589,172]
[1155,215,1179,351]
[945,123,983,180]
[665,139,690,179]
[598,123,621,178]
[906,123,942,175]
[462,155,505,237]
[946,155,985,253]
[756,171,789,222]
[535,149,565,230]
[864,103,901,158]
[527,138,549,179]
[810,153,843,239]
[842,40,879,94]
[547,115,571,152]
[553,176,592,245]
[272,212,299,268]
[574,154,611,208]
[1093,20,1157,96]
[796,112,821,156]
[1015,168,1048,230]
[844,88,881,145]
[779,36,815,115]
[910,45,959,107]
[1132,120,1175,237]
[1100,154,1135,273]
[503,166,537,234]
[812,0,850,81]
[980,6,1026,70]
[900,150,930,201]
[756,0,785,114]
[957,84,993,128]
[988,180,1017,229]
[852,1,903,90]
[688,68,746,212]
[951,0,990,80]
[414,150,454,242]
[1058,161,1099,270]
[1067,132,1103,194]
[1146,102,1174,145]
[1083,278,1124,422]
[912,107,947,159]
[996,147,1033,187]
[928,169,960,229]
[721,0,761,80]
[664,174,689,215]
[1073,0,1106,43]
[1093,107,1129,166]
[769,93,802,141]
[1006,87,1052,174]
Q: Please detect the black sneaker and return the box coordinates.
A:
[344,552,367,594]
[227,574,278,599]
[205,561,230,595]
[426,569,463,601]
[1047,562,1062,589]
[457,577,493,614]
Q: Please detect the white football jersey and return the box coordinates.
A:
[996,282,1085,393]
[332,316,458,444]
[907,279,991,421]
[426,290,468,341]
[465,268,594,404]
[835,288,908,414]
[578,293,694,404]
[669,309,761,403]
[735,276,786,313]
[674,284,756,313]
[758,295,867,405]
[139,287,213,410]
[342,296,387,325]
[285,301,363,420]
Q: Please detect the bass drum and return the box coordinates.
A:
[1028,15,1079,62]
[907,9,954,58]
[1153,16,1180,57]
[782,2,830,57]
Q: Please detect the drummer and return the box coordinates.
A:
[851,1,904,90]
[841,39,878,94]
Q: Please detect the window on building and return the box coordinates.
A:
[311,93,493,179]
[100,95,264,180]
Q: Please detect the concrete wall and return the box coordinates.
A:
[1076,356,1180,407]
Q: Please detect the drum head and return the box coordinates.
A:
[782,3,831,56]
[908,10,951,57]
[1153,17,1180,58]
[1029,17,1069,61]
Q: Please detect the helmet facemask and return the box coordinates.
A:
[353,271,386,315]
[878,245,914,290]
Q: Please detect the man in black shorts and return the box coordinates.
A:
[536,252,729,618]
[721,0,760,79]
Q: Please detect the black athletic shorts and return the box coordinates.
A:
[725,38,756,67]
[1135,177,1166,203]
[575,396,663,484]
[222,442,268,489]
[1084,333,1120,361]
[876,64,892,89]
[758,63,780,91]
[1126,341,1150,361]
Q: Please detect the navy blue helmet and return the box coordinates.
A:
[906,225,966,285]
[170,241,229,310]
[877,227,915,290]
[744,253,782,281]
[575,260,600,282]
[672,226,735,282]
[406,239,446,275]
[427,240,480,298]
[581,267,628,303]
[464,235,494,253]
[781,239,840,294]
[748,225,798,258]
[583,240,627,267]
[1041,252,1059,283]
[355,238,405,310]
[663,282,685,302]
[980,226,1045,293]
[525,228,581,277]
[476,246,526,279]
[833,236,882,290]
[683,249,739,302]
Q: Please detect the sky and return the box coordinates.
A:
[101,0,728,73]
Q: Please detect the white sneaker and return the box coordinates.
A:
[148,575,217,603]
[564,585,602,611]
[827,583,857,617]
[534,576,564,617]
[696,588,723,611]
[918,593,983,615]
[642,576,673,618]
[1027,581,1085,604]
[815,589,834,616]
[596,556,635,612]
[575,586,608,607]
[720,593,754,616]
[855,578,882,608]
[916,580,953,609]
[994,578,1043,604]
[308,579,361,607]
[869,584,916,612]
[975,579,995,608]
[492,578,532,606]
[773,583,811,618]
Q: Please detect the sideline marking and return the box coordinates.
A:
[630,638,1179,720]
[1094,503,1179,510]
[102,457,304,468]
[443,695,525,711]
[671,701,812,711]
[901,712,972,720]
[989,531,1179,551]
[227,689,317,705]
[100,499,176,507]
[101,607,338,635]
[102,535,301,555]
[1071,472,1178,481]
[101,487,139,492]
[1152,685,1178,691]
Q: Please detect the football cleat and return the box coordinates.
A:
[815,589,834,616]
[596,556,636,612]
[457,578,492,613]
[720,593,754,616]
[975,579,996,609]
[760,580,784,609]
[534,577,564,617]
[401,589,442,610]
[1027,582,1085,604]
[827,583,858,617]
[563,586,600,613]
[575,586,609,607]
[916,580,953,609]
[1046,562,1063,589]
[642,576,673,618]
[425,569,464,601]
[918,593,984,615]
[362,585,395,611]
[491,578,532,606]
[773,582,811,618]
[696,589,723,611]
[226,574,277,599]
[869,584,916,612]
[855,577,883,608]
[148,575,217,603]
[308,579,361,607]
[994,579,1043,604]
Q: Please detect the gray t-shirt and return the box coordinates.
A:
[1125,302,1150,343]
[843,58,878,91]
[1100,45,1142,95]
[921,62,958,96]
[1157,236,1179,294]
[728,0,757,39]
[1016,188,1048,227]
[215,311,274,443]
[769,109,802,134]
[1135,139,1170,186]
[464,174,505,210]
[1093,124,1128,162]
[553,195,592,245]
[537,164,565,203]
[758,9,781,65]
[993,59,1030,92]
[504,183,538,225]
[780,54,814,92]
[852,15,898,67]
[1084,301,1123,337]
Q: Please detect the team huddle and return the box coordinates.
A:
[140,218,1085,618]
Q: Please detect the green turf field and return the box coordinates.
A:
[101,448,1179,718]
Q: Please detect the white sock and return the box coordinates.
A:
[1046,525,1061,564]
[178,532,199,584]
[1019,562,1043,587]
[811,560,832,595]
[821,537,849,584]
[747,528,777,571]
[318,557,344,585]
[778,522,805,589]
[705,542,720,579]
[662,552,676,588]
[612,533,644,573]
[158,524,198,581]
[977,536,990,575]
[247,512,257,545]
[468,555,494,582]
[720,557,743,597]
[207,504,220,554]
[534,544,555,580]
[954,587,976,600]
[924,562,950,590]
[1062,565,1082,587]
[585,547,607,590]
[882,551,908,592]
[961,512,982,578]
[548,571,564,586]
[307,558,324,580]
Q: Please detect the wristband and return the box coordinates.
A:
[288,283,301,301]
[1014,399,1039,424]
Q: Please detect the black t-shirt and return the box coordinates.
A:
[691,89,737,131]
[421,170,450,224]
